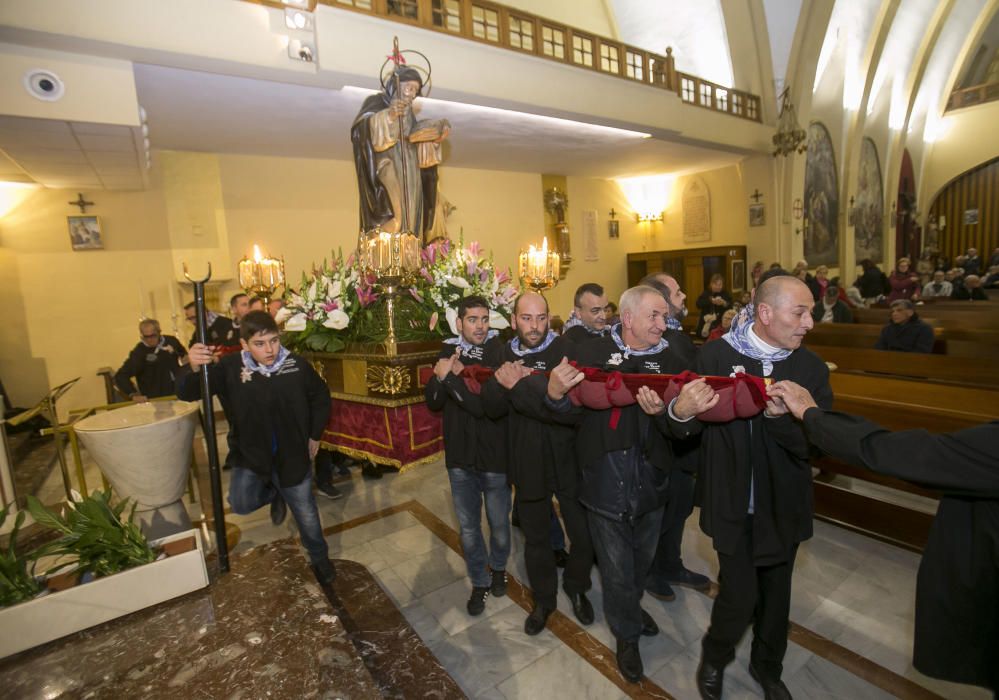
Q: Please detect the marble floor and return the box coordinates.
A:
[24,432,991,700]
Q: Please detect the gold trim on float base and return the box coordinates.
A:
[341,359,369,396]
[329,392,426,408]
[318,441,442,473]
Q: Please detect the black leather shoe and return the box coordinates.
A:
[749,663,792,700]
[665,567,712,592]
[646,579,676,601]
[553,548,569,568]
[524,604,554,635]
[616,639,643,683]
[270,496,287,526]
[564,587,594,625]
[640,609,659,636]
[696,659,724,700]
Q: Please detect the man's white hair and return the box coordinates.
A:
[618,285,663,316]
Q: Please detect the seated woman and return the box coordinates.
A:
[886,257,921,303]
[695,273,732,338]
[706,308,737,342]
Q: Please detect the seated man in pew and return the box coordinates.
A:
[810,286,853,324]
[768,380,998,696]
[952,274,988,301]
[874,300,934,353]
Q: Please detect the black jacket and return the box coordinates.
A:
[480,336,574,500]
[802,409,999,692]
[810,300,853,324]
[952,286,988,301]
[875,316,934,353]
[546,334,700,522]
[177,352,331,487]
[695,289,732,335]
[695,340,833,564]
[562,324,606,344]
[855,267,889,298]
[189,315,238,348]
[424,338,506,474]
[114,336,187,399]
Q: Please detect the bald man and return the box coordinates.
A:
[481,292,594,636]
[694,276,833,700]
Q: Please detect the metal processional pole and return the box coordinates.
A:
[183,263,230,573]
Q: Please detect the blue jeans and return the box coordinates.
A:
[447,468,512,588]
[228,468,329,566]
[588,506,664,641]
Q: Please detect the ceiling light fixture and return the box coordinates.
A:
[285,8,313,30]
[772,87,806,157]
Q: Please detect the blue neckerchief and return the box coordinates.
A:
[722,320,790,375]
[443,329,498,352]
[241,345,291,377]
[609,323,668,358]
[509,330,558,357]
[665,317,682,331]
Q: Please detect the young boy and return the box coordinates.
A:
[178,310,335,584]
[424,295,510,615]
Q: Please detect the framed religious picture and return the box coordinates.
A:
[731,259,746,292]
[748,203,765,227]
[963,208,979,225]
[608,220,620,238]
[67,216,103,250]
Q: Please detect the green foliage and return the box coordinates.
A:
[0,503,42,607]
[27,490,156,580]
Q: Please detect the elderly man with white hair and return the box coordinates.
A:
[545,285,717,684]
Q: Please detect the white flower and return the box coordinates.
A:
[306,280,318,301]
[488,309,509,329]
[285,313,308,331]
[274,307,293,324]
[328,279,342,300]
[447,276,470,289]
[322,309,349,330]
[445,307,459,335]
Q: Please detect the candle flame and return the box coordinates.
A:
[253,244,262,263]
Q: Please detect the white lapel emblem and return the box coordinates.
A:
[730,364,745,377]
[607,353,624,366]
[240,366,253,383]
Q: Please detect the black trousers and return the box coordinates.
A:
[518,492,592,609]
[648,469,696,581]
[702,516,798,681]
[588,507,664,641]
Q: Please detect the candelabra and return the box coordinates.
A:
[237,245,285,304]
[518,238,560,292]
[358,228,422,352]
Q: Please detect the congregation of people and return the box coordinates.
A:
[107,251,997,698]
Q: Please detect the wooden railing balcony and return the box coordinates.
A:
[945,81,999,111]
[281,0,762,123]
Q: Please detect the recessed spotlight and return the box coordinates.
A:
[285,9,313,30]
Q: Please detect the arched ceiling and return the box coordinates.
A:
[608,0,734,88]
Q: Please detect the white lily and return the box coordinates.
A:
[489,309,510,329]
[285,313,308,331]
[445,307,459,334]
[322,309,350,330]
[447,276,470,289]
[274,306,293,324]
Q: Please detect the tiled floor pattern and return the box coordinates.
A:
[33,434,992,700]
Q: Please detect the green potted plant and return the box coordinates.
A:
[0,503,42,607]
[27,490,156,581]
[0,490,209,660]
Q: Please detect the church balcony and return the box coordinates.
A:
[288,0,762,124]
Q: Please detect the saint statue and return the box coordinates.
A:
[350,44,451,245]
